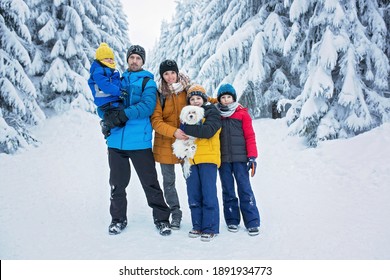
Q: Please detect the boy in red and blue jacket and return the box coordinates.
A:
[216,83,261,236]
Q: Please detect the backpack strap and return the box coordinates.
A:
[142,76,151,92]
[142,77,165,109]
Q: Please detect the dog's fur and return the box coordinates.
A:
[172,105,205,178]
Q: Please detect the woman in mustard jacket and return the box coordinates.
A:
[151,60,191,230]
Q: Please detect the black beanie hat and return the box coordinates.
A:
[126,45,146,64]
[159,59,179,77]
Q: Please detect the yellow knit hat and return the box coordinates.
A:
[95,43,114,61]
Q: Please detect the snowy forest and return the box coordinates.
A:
[1,0,389,154]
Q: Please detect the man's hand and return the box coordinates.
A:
[104,110,128,128]
[247,157,257,177]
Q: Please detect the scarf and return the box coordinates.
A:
[100,60,116,69]
[158,72,191,97]
[216,102,239,117]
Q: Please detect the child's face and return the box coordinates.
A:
[163,71,178,84]
[102,58,114,63]
[189,96,204,107]
[220,94,234,106]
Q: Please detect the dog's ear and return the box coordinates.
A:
[179,107,188,123]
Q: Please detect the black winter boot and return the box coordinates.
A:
[155,222,171,236]
[108,219,127,235]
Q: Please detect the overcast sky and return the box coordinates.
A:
[121,0,177,52]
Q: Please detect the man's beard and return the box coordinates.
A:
[129,64,141,71]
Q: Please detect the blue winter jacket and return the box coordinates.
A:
[88,60,122,107]
[101,69,157,150]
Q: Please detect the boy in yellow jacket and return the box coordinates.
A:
[180,84,221,242]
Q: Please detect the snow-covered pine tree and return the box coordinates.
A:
[281,0,389,146]
[0,0,45,154]
[147,19,171,71]
[152,0,298,118]
[377,0,389,94]
[237,1,297,118]
[27,0,93,112]
[183,0,231,85]
[190,0,296,118]
[148,0,201,78]
[195,0,251,94]
[151,0,388,143]
[28,0,129,114]
[90,0,129,69]
[0,0,130,154]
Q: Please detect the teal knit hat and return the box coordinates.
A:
[217,83,237,102]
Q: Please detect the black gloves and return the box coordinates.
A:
[100,120,111,139]
[100,110,128,139]
[103,109,128,129]
[247,157,257,177]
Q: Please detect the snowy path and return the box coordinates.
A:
[0,110,389,259]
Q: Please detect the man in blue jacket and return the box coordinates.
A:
[101,45,171,236]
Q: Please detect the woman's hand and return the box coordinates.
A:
[174,129,189,140]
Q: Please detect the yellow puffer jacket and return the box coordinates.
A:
[183,104,222,168]
[190,128,221,168]
[151,90,188,164]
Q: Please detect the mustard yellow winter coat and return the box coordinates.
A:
[151,90,188,164]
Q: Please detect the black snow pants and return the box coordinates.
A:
[107,148,170,224]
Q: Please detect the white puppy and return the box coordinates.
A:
[172,105,205,178]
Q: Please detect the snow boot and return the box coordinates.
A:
[188,229,201,238]
[247,227,260,236]
[170,219,181,230]
[108,219,127,235]
[200,233,217,242]
[156,222,171,236]
[227,224,239,232]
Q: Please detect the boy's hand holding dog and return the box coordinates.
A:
[247,157,257,177]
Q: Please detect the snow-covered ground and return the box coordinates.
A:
[1,109,389,261]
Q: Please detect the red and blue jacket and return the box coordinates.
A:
[220,105,258,162]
